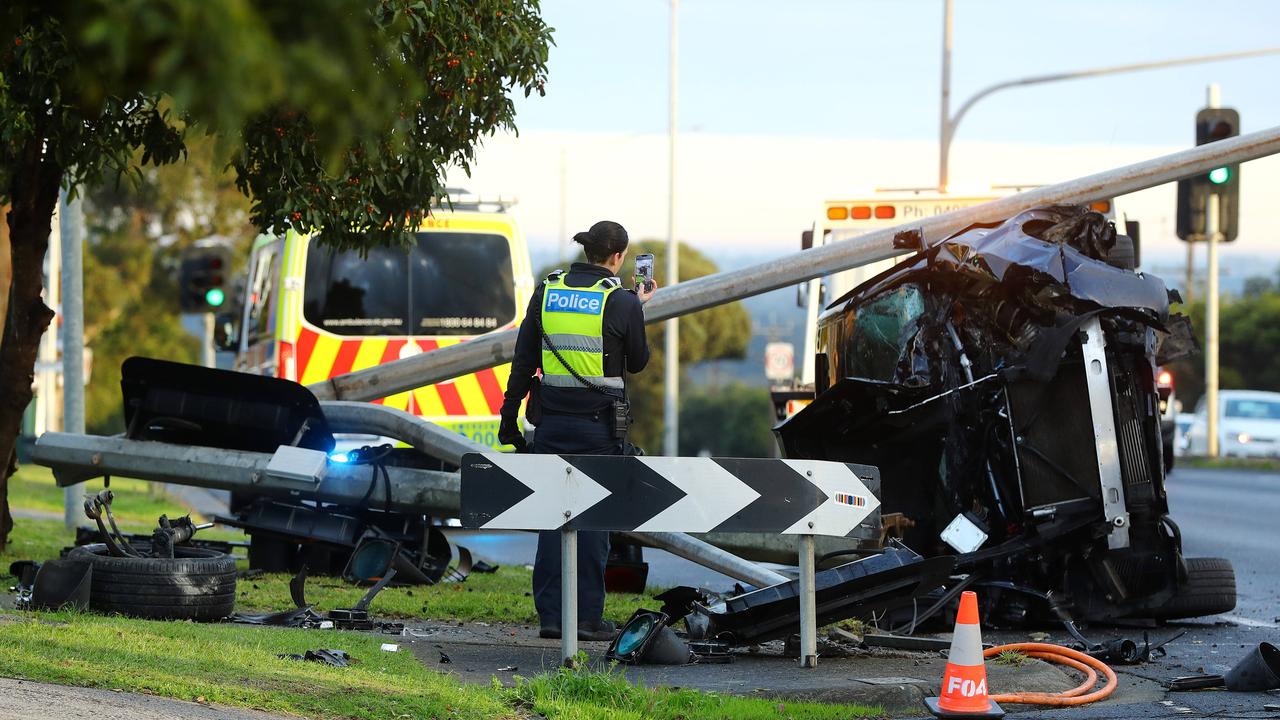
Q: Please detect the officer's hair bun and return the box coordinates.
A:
[572,221,629,263]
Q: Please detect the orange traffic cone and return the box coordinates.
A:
[924,590,1004,718]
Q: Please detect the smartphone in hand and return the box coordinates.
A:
[634,253,655,292]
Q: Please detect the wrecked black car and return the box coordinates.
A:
[777,205,1233,624]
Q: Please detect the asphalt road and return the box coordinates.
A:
[1165,466,1280,626]
[1015,465,1280,719]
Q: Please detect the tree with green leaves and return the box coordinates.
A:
[0,1,553,549]
[1169,286,1280,411]
[679,383,776,458]
[539,240,752,451]
[83,137,257,434]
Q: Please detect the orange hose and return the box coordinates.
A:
[983,642,1118,706]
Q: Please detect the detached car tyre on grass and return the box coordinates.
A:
[67,543,237,621]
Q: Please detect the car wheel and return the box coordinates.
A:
[1163,436,1175,474]
[1149,557,1236,620]
[66,543,237,621]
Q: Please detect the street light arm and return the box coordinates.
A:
[941,46,1280,189]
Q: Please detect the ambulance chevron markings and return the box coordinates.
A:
[461,453,879,537]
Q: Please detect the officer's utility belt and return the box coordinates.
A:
[537,318,631,440]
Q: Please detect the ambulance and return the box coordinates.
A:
[229,193,535,449]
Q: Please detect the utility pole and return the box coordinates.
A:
[663,0,680,457]
[558,147,569,263]
[937,23,1280,192]
[59,189,86,529]
[938,0,953,192]
[1184,241,1195,304]
[1205,84,1222,458]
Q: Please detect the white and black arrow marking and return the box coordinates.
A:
[461,453,880,538]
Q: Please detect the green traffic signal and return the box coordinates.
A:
[205,288,226,307]
[1208,167,1230,185]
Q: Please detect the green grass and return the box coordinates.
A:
[9,464,210,524]
[235,566,655,626]
[506,661,881,720]
[0,612,512,720]
[990,650,1028,667]
[0,613,882,720]
[1180,455,1280,472]
[3,466,882,719]
[1,519,75,578]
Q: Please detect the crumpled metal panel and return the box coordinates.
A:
[830,206,1169,323]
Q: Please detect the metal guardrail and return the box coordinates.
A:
[308,125,1280,402]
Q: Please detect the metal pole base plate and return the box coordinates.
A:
[924,697,1005,719]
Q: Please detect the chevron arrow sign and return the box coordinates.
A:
[460,453,880,538]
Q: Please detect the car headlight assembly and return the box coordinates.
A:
[605,610,693,665]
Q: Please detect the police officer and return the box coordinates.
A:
[498,220,655,641]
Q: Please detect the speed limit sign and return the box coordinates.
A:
[764,342,795,382]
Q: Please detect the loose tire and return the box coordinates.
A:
[67,543,237,621]
[1150,557,1237,620]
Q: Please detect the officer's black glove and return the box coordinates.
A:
[498,417,527,452]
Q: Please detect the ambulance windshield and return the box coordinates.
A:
[304,232,516,336]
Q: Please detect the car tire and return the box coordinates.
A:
[1149,557,1237,620]
[66,543,237,621]
[1163,435,1175,474]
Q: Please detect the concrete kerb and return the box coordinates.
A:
[396,621,1080,713]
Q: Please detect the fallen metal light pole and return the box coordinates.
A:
[32,432,462,515]
[33,400,790,590]
[309,124,1280,401]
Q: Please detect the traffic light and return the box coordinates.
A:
[1176,107,1240,242]
[179,245,233,312]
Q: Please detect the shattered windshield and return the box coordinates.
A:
[847,284,925,381]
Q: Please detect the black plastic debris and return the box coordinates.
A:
[29,559,93,612]
[1226,643,1280,692]
[676,546,953,646]
[278,649,352,667]
[606,610,693,666]
[9,561,39,611]
[232,565,403,633]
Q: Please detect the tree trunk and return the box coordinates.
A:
[0,141,62,551]
[0,204,10,343]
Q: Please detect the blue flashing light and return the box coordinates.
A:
[329,452,351,464]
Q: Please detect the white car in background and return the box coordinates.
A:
[1185,390,1280,458]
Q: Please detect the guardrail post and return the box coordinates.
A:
[561,524,578,666]
[798,533,818,668]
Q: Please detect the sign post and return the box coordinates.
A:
[561,524,578,665]
[797,533,818,668]
[461,453,881,669]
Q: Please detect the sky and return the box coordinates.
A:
[447,0,1280,268]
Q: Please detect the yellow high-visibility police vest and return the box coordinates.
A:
[540,272,624,392]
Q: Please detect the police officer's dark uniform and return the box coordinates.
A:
[498,223,650,640]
